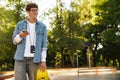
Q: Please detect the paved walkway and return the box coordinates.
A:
[1,67,120,80]
[48,68,120,80]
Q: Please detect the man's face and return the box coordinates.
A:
[27,8,38,19]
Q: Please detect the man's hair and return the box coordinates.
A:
[25,3,38,11]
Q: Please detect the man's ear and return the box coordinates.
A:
[26,11,29,14]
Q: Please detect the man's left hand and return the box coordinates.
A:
[40,62,47,71]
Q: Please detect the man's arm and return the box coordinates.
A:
[41,24,48,62]
[12,22,29,45]
[40,24,48,71]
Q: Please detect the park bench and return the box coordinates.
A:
[77,67,116,76]
[0,71,14,80]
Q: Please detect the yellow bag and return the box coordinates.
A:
[36,69,50,80]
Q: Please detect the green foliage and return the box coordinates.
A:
[89,0,120,67]
[55,52,62,68]
[0,0,26,71]
[46,0,84,67]
[46,0,120,67]
[1,0,120,69]
[0,7,15,71]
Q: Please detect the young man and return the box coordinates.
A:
[12,3,47,80]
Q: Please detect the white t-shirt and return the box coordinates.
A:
[24,21,36,57]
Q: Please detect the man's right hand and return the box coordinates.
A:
[19,30,29,38]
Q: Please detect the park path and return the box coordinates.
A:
[48,67,120,80]
[1,67,120,80]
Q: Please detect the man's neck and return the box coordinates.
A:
[28,18,36,23]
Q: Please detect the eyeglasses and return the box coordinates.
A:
[30,9,38,12]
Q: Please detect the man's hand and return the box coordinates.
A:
[19,30,29,38]
[40,62,47,71]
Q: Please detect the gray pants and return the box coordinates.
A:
[14,57,39,80]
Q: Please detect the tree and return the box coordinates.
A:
[46,0,84,67]
[84,0,120,67]
[0,0,25,70]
